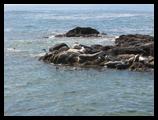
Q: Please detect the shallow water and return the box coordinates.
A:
[4,6,154,116]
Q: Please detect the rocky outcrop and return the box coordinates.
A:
[114,34,154,56]
[115,34,154,47]
[55,27,101,37]
[39,34,154,72]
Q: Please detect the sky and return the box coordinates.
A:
[4,4,154,12]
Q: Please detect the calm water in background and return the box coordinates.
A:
[4,5,154,116]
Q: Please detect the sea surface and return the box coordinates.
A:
[4,6,154,116]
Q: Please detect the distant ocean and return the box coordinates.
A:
[4,5,154,116]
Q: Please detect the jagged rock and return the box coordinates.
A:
[115,34,154,47]
[39,33,154,72]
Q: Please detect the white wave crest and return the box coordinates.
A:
[6,48,22,52]
[48,35,55,38]
[115,36,119,39]
[32,13,143,20]
[30,52,46,57]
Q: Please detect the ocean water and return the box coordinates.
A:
[4,5,154,116]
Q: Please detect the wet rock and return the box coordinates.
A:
[65,27,100,37]
[115,34,154,47]
[39,33,154,72]
[55,34,66,37]
[116,63,129,69]
[49,43,69,52]
[39,52,54,62]
[90,44,103,51]
[138,42,154,56]
[104,61,124,68]
[145,61,154,68]
[53,51,79,65]
[109,47,146,55]
[102,45,113,51]
[104,55,120,62]
[129,62,147,71]
[148,56,154,62]
[117,54,135,60]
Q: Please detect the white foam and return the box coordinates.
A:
[115,36,119,39]
[6,48,22,52]
[30,52,46,57]
[32,13,143,20]
[48,35,55,38]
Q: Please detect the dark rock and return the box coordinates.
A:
[138,42,154,56]
[41,52,54,62]
[116,63,129,69]
[39,34,154,72]
[65,27,100,37]
[115,34,154,47]
[145,61,154,68]
[49,43,69,52]
[104,55,120,62]
[43,36,49,38]
[129,62,147,71]
[39,56,44,61]
[117,54,135,60]
[53,51,79,64]
[104,61,124,68]
[101,32,107,35]
[91,44,103,50]
[55,34,66,37]
[102,45,113,51]
[109,46,146,55]
[58,46,69,53]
